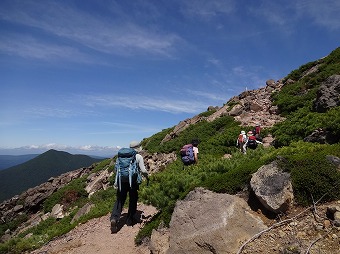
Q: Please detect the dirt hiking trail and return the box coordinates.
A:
[31,203,158,254]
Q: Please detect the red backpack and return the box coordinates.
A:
[238,134,245,143]
[247,135,257,148]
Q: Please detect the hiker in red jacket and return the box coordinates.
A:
[253,123,262,141]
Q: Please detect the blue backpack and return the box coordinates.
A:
[180,144,195,165]
[115,148,142,190]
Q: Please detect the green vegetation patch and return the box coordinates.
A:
[275,142,340,206]
[43,177,88,213]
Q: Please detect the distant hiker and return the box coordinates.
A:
[236,131,247,154]
[110,141,149,233]
[253,123,262,141]
[180,139,199,166]
[245,131,263,151]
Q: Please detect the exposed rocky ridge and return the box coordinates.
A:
[162,73,340,146]
[162,78,286,143]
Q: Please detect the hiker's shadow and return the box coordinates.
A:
[112,210,144,233]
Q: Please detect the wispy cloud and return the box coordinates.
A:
[24,107,79,118]
[89,121,160,134]
[247,1,290,27]
[79,94,209,114]
[231,65,267,87]
[186,89,227,102]
[248,0,340,32]
[294,0,340,30]
[0,0,182,59]
[180,0,236,19]
[0,35,91,62]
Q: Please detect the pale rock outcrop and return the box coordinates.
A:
[160,78,286,143]
[70,203,94,224]
[85,169,113,197]
[313,74,340,113]
[141,151,177,174]
[206,80,285,128]
[250,161,294,213]
[51,204,65,219]
[155,188,268,254]
[162,116,203,143]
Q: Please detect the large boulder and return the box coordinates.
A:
[313,75,340,112]
[162,188,267,254]
[250,161,294,213]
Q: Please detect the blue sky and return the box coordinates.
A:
[1,0,339,157]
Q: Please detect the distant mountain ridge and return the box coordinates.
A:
[0,149,103,202]
[0,154,39,170]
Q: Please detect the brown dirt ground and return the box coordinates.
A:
[30,203,158,254]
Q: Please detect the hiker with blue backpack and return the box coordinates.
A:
[110,141,149,233]
[180,139,199,166]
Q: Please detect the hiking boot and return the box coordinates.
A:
[110,219,117,233]
[126,217,134,226]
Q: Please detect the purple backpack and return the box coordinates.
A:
[180,144,195,165]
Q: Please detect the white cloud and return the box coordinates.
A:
[0,0,182,58]
[80,94,209,114]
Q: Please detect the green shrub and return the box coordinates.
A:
[273,47,340,117]
[43,177,88,213]
[276,142,340,205]
[271,106,340,147]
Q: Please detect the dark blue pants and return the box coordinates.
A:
[110,181,139,222]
